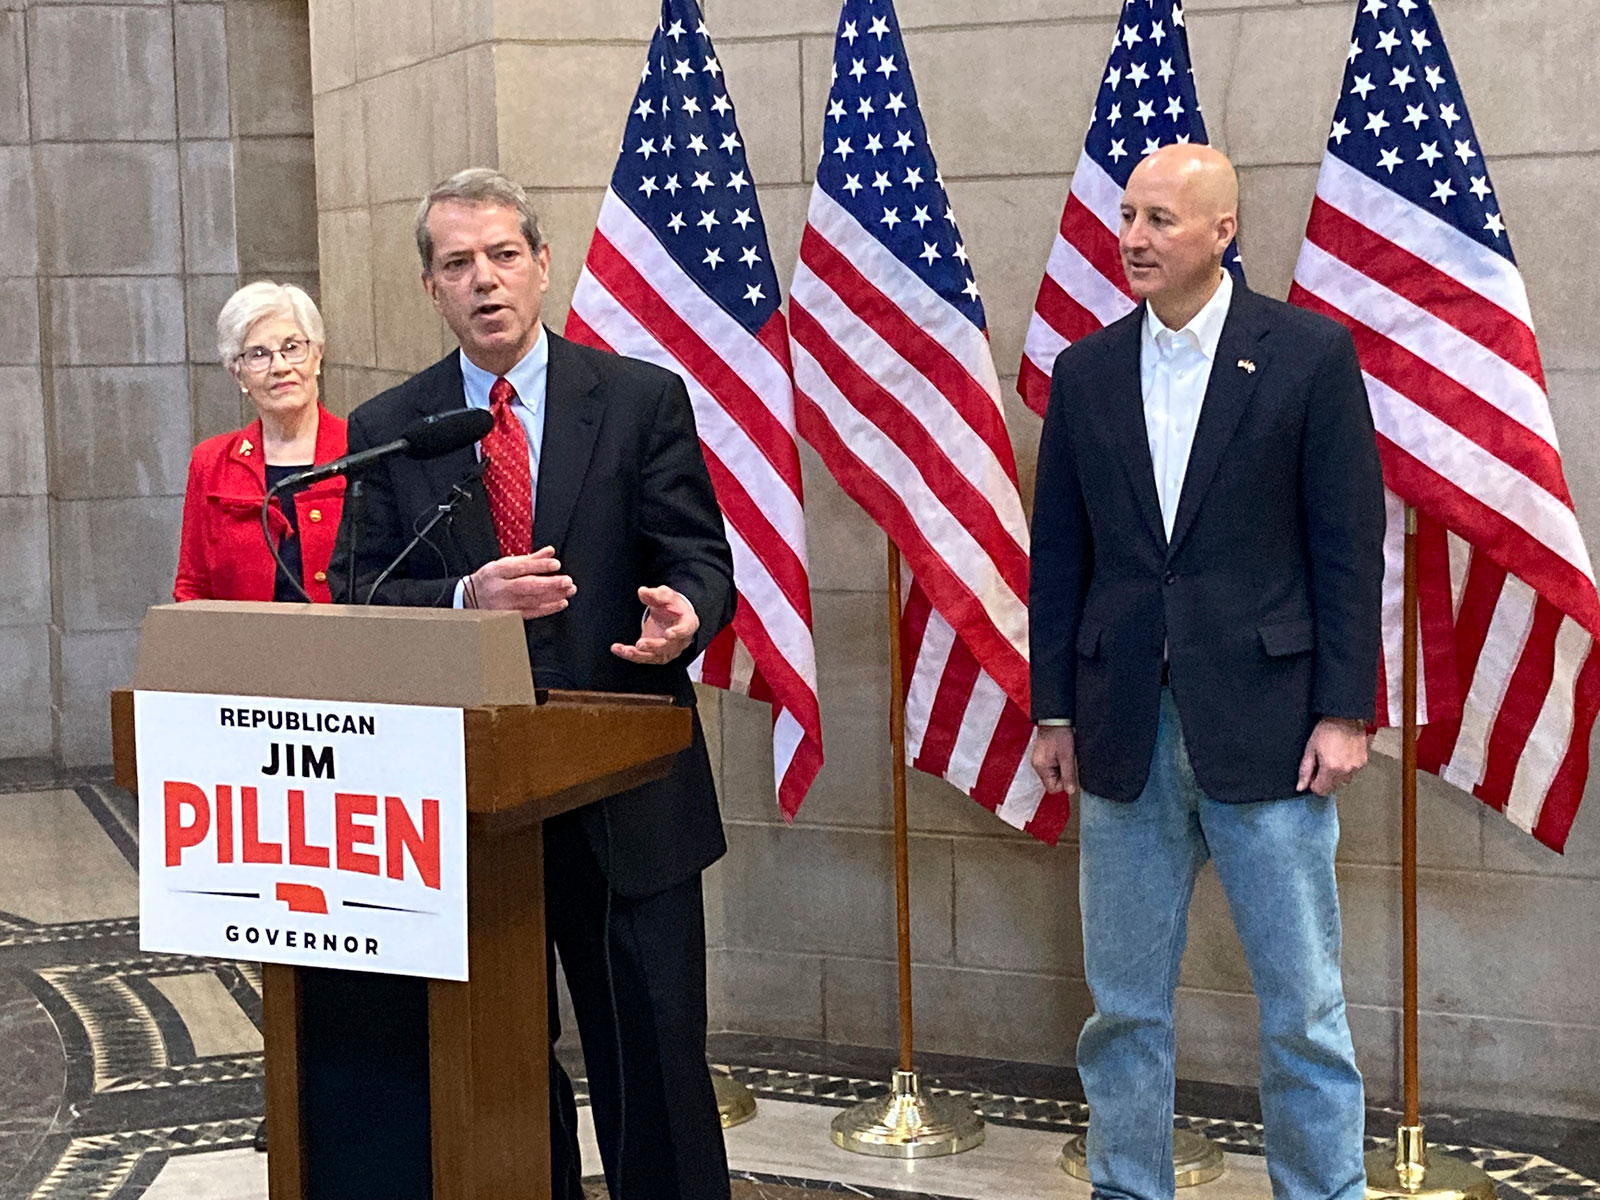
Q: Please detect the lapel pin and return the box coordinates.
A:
[239,438,253,456]
[1237,358,1257,374]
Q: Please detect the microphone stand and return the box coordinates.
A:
[344,478,364,605]
[363,468,482,605]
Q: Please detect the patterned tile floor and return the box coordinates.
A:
[698,1054,1600,1200]
[0,762,1596,1199]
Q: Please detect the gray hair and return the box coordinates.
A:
[216,281,325,366]
[414,168,545,273]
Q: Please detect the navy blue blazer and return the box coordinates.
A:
[330,331,735,898]
[1028,284,1385,804]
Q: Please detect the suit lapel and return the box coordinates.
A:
[1103,308,1168,551]
[411,354,500,570]
[532,331,604,554]
[1165,285,1272,559]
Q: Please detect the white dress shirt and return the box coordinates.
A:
[452,328,549,606]
[1140,270,1233,539]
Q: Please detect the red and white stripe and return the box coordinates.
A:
[790,188,1071,844]
[569,190,824,819]
[1292,154,1600,851]
[1018,152,1136,416]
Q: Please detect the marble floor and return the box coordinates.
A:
[0,761,1596,1200]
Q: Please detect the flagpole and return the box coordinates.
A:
[829,536,985,1158]
[887,542,916,1076]
[1365,506,1494,1200]
[1403,503,1422,1134]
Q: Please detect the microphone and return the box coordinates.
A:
[362,462,486,605]
[276,408,493,490]
[259,408,493,604]
[404,407,495,459]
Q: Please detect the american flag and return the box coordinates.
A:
[566,0,824,819]
[1290,0,1600,851]
[1018,0,1240,416]
[788,0,1069,843]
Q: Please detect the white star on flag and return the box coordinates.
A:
[1290,0,1599,852]
[568,0,823,820]
[792,0,1065,843]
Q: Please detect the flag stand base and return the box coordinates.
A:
[829,1069,985,1158]
[1365,1124,1496,1200]
[1060,1127,1225,1187]
[713,1069,757,1129]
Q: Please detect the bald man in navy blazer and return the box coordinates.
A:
[1029,145,1384,1200]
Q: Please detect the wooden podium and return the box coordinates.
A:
[110,600,692,1200]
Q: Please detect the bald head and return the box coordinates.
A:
[1119,144,1239,328]
[1128,143,1238,219]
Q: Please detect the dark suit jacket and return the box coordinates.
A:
[1028,283,1385,804]
[330,330,735,898]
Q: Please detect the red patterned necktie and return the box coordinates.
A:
[481,376,532,557]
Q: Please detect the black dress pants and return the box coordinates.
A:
[296,811,727,1200]
[544,811,729,1200]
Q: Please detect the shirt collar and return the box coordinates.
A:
[459,325,549,410]
[1143,269,1234,361]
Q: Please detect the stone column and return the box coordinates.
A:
[0,2,50,760]
[30,0,193,766]
[10,0,315,766]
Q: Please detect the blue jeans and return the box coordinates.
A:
[1077,689,1366,1200]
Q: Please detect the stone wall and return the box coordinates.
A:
[441,0,1600,1119]
[4,0,317,764]
[306,0,497,415]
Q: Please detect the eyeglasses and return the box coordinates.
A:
[237,338,313,375]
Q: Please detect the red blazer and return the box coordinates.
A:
[174,409,348,604]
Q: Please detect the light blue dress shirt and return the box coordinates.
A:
[459,324,549,479]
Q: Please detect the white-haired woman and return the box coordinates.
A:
[174,281,346,603]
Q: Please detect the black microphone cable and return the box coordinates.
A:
[410,515,462,610]
[438,464,479,610]
[258,479,313,603]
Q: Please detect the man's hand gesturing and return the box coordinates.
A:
[611,585,699,666]
[465,547,575,618]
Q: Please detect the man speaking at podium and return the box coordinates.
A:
[330,168,735,1200]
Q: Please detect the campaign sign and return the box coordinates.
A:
[135,690,469,981]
